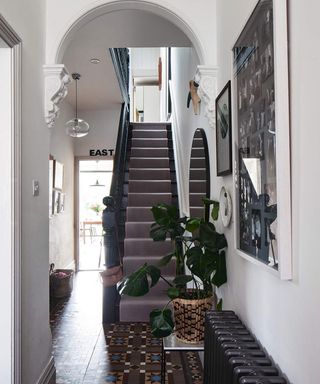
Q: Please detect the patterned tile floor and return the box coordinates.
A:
[50,271,203,383]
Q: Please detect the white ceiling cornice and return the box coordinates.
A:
[43,64,72,128]
[195,65,219,129]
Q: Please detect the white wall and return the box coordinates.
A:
[74,107,121,157]
[170,47,213,215]
[130,48,161,122]
[0,46,13,383]
[216,0,320,382]
[49,101,75,269]
[131,47,160,77]
[1,1,53,383]
[143,86,160,122]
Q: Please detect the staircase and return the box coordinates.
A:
[119,122,177,322]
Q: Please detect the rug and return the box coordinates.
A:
[83,323,203,384]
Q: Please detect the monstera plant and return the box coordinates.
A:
[118,199,227,341]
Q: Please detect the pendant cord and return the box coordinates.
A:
[75,78,78,120]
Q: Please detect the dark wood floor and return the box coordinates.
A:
[50,271,203,383]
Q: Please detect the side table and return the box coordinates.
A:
[161,334,204,384]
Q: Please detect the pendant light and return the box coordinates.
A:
[90,179,105,187]
[66,73,90,137]
[89,161,105,186]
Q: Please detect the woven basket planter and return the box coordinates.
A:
[173,292,213,343]
[50,269,74,298]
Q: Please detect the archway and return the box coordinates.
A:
[50,1,205,65]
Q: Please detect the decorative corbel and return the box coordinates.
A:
[43,64,72,128]
[195,65,219,128]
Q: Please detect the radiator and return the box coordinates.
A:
[204,311,288,384]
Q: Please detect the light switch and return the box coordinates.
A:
[33,180,40,196]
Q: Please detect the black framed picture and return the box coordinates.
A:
[232,0,292,279]
[216,81,232,176]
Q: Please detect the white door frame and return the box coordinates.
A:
[0,14,22,384]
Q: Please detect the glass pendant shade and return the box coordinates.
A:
[66,73,90,138]
[66,118,90,137]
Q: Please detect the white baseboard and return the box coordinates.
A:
[36,356,56,384]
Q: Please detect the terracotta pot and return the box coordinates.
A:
[173,291,213,343]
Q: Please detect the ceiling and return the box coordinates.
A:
[63,9,191,111]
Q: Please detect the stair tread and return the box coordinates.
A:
[128,192,172,194]
[132,129,167,132]
[124,238,171,242]
[129,180,171,183]
[129,168,170,170]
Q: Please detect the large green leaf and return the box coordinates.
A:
[211,250,227,287]
[199,221,227,251]
[202,197,216,206]
[172,275,193,287]
[118,264,161,297]
[185,218,201,233]
[151,204,172,225]
[150,223,167,241]
[186,246,212,282]
[167,287,180,299]
[211,201,220,221]
[150,204,186,241]
[150,308,174,338]
[157,252,175,267]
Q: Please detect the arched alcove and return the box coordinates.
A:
[53,1,205,65]
[189,128,210,219]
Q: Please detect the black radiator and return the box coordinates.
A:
[204,310,288,384]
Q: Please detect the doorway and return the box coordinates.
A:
[0,16,22,384]
[76,158,113,271]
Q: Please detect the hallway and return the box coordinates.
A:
[50,272,203,383]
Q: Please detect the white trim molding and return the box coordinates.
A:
[36,357,56,384]
[195,65,219,128]
[43,64,71,128]
[0,13,22,384]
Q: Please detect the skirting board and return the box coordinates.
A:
[36,356,56,384]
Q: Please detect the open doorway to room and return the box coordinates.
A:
[76,158,113,271]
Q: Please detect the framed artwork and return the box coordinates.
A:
[53,160,64,190]
[58,193,65,213]
[52,190,60,215]
[49,157,54,216]
[232,0,291,279]
[216,81,232,176]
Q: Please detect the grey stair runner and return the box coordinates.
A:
[120,122,176,322]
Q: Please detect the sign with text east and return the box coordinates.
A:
[89,149,114,156]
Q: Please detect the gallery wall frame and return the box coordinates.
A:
[53,160,64,190]
[49,156,54,216]
[231,0,292,280]
[216,80,232,176]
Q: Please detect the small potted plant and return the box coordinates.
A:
[89,203,104,215]
[119,199,227,343]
